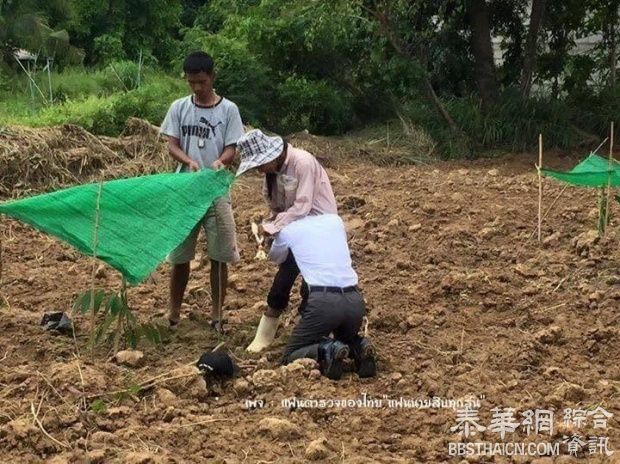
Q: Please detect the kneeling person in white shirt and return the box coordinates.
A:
[268,214,376,379]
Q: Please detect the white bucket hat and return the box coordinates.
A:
[236,129,284,177]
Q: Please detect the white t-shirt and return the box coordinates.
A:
[268,214,358,287]
[160,95,244,172]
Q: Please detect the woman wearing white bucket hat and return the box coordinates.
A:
[236,129,338,352]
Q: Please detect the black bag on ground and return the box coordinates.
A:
[196,351,236,380]
[41,312,72,334]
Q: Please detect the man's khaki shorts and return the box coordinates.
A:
[167,197,240,264]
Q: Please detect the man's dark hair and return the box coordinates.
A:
[183,51,214,74]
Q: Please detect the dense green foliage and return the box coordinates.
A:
[1,0,619,157]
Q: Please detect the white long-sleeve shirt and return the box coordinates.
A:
[268,214,358,287]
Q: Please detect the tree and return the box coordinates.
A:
[363,0,460,131]
[538,0,588,97]
[466,0,500,109]
[520,0,547,96]
[69,0,181,66]
[0,0,83,67]
[593,0,620,88]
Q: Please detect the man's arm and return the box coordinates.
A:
[212,144,236,169]
[160,101,199,172]
[168,137,199,171]
[262,160,316,235]
[268,232,290,265]
[213,103,244,169]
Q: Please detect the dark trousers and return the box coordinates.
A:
[267,251,309,314]
[282,288,365,364]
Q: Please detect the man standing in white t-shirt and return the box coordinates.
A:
[268,214,376,380]
[160,51,244,330]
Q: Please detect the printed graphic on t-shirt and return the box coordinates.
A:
[181,117,223,139]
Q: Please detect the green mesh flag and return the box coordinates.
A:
[0,169,234,285]
[541,154,620,187]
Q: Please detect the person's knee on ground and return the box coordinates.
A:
[317,338,349,380]
[347,334,377,378]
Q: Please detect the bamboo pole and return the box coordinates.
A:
[529,184,569,240]
[603,122,615,236]
[113,277,127,354]
[593,137,609,156]
[217,260,223,334]
[137,49,143,88]
[0,214,4,306]
[537,133,543,242]
[89,182,104,355]
[46,57,53,103]
[14,56,48,103]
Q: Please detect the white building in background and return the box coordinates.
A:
[492,33,613,93]
[491,34,604,67]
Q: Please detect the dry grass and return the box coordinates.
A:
[0,117,435,199]
[0,118,174,198]
[287,116,437,167]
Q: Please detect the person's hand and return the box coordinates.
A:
[211,159,225,170]
[258,223,273,237]
[187,160,200,172]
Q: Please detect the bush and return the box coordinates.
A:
[404,89,583,159]
[94,34,126,65]
[109,76,188,131]
[12,75,187,136]
[48,68,104,101]
[566,86,620,138]
[21,94,118,134]
[275,76,355,134]
[97,60,143,92]
[0,70,12,93]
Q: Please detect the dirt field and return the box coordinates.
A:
[0,126,619,463]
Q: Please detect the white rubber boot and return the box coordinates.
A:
[246,315,279,352]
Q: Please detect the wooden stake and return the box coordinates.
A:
[529,184,569,240]
[593,137,609,156]
[537,134,543,242]
[113,277,127,354]
[89,181,104,355]
[217,260,223,334]
[14,56,48,103]
[603,122,615,236]
[0,214,4,306]
[598,188,605,235]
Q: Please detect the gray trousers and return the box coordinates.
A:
[282,289,365,364]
